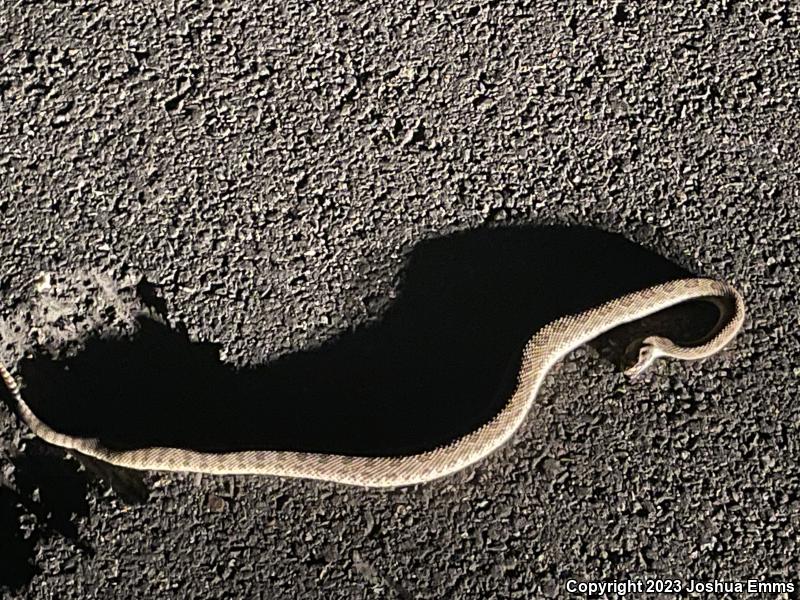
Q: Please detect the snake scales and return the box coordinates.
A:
[1,278,744,488]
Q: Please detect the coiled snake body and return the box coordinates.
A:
[1,278,744,488]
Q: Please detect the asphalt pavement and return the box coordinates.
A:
[1,1,798,598]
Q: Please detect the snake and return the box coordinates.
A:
[0,277,744,488]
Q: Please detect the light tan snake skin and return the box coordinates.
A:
[1,278,744,488]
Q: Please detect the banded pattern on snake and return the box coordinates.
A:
[0,278,744,488]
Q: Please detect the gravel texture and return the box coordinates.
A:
[1,0,799,598]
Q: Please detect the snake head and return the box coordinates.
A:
[622,337,660,378]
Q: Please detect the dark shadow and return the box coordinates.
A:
[0,437,95,592]
[135,276,170,322]
[0,487,37,591]
[9,439,94,554]
[13,225,720,458]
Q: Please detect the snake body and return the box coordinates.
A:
[1,278,744,488]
